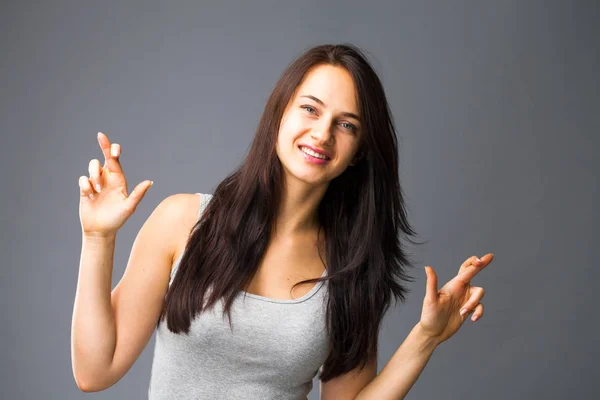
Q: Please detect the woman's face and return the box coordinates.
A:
[276,64,363,187]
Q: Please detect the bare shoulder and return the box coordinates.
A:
[158,193,203,267]
[157,192,202,225]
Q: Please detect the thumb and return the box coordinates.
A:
[126,180,154,209]
[424,266,439,302]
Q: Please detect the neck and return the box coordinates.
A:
[271,176,329,239]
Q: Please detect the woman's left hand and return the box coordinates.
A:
[418,253,494,345]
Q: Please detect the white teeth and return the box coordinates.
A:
[300,146,329,160]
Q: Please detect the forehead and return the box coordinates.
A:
[293,64,359,114]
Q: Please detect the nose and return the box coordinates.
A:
[310,120,334,145]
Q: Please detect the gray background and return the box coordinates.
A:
[1,1,598,399]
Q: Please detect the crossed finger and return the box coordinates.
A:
[455,253,494,285]
[97,132,123,174]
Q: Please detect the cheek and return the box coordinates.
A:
[283,111,307,131]
[276,129,296,157]
[340,139,359,157]
[276,127,291,150]
[278,115,304,145]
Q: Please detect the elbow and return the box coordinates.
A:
[71,351,117,392]
[73,370,114,393]
[74,375,102,393]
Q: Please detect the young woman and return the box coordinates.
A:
[71,44,494,399]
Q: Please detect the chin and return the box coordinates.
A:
[283,167,329,186]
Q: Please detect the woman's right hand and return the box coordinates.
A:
[78,132,154,237]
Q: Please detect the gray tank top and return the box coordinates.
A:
[148,193,330,399]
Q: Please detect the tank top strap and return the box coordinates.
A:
[169,193,213,286]
[194,192,213,221]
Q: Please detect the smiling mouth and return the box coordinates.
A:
[298,146,331,160]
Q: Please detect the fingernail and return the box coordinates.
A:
[111,145,118,157]
[460,308,468,316]
[476,257,482,263]
[88,193,94,200]
[95,184,101,192]
[472,315,479,321]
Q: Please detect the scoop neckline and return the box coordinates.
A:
[189,192,328,304]
[238,269,328,304]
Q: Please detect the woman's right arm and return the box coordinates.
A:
[71,194,185,392]
[70,132,196,391]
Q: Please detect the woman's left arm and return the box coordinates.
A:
[355,253,495,400]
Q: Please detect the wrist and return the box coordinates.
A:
[83,232,117,242]
[413,323,442,350]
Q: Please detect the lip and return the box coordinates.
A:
[298,144,332,159]
[299,146,330,165]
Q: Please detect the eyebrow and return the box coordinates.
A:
[300,95,361,122]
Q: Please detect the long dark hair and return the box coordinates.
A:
[159,43,423,382]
